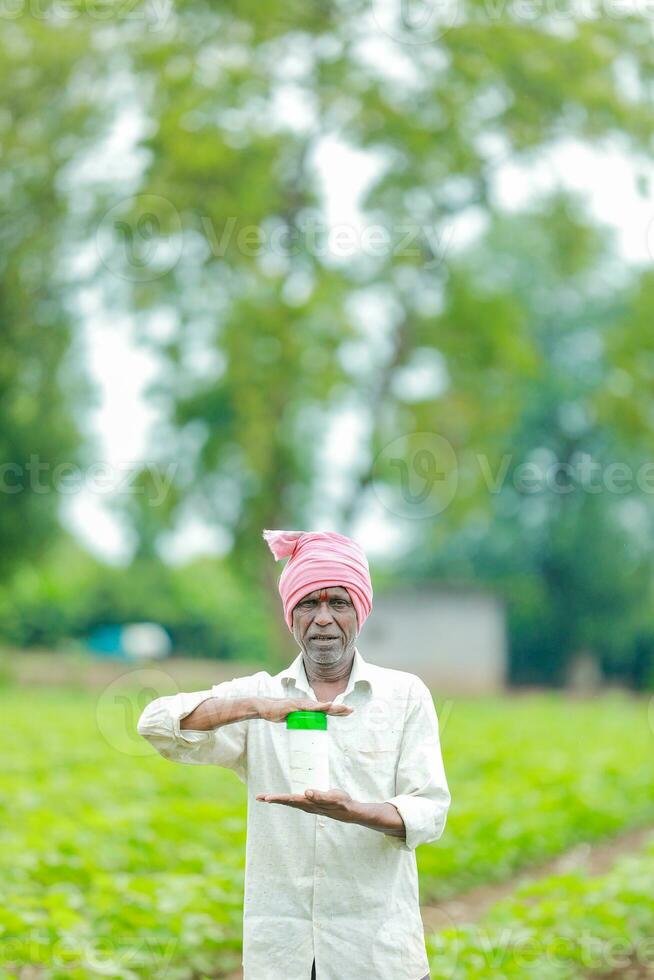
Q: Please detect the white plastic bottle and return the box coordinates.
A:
[286,711,330,794]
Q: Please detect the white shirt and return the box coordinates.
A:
[137,647,451,980]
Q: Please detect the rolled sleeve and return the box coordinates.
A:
[383,678,451,852]
[136,678,254,782]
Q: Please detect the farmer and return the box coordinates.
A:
[137,528,451,980]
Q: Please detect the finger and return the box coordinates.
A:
[312,701,354,714]
[257,794,308,804]
[267,799,315,811]
[294,700,353,715]
[304,788,337,802]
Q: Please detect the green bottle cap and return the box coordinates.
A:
[286,710,328,730]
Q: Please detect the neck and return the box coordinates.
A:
[303,647,356,688]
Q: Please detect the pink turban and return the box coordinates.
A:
[262,528,373,633]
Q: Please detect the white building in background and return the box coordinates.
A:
[359,585,508,695]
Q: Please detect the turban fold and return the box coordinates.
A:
[262,528,373,632]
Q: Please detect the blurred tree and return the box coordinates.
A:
[110,466,181,562]
[396,192,654,684]
[0,18,100,582]
[100,13,654,607]
[0,533,271,661]
[8,5,654,672]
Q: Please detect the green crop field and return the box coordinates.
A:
[1,686,652,978]
[427,836,654,978]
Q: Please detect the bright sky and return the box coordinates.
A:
[60,98,654,568]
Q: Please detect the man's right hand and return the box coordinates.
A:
[254,697,354,723]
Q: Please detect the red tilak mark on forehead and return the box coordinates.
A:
[317,589,330,601]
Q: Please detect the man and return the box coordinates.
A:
[137,528,451,980]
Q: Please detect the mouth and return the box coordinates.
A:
[310,635,339,641]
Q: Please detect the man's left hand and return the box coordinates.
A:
[256,788,354,821]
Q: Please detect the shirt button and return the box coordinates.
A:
[317,819,326,828]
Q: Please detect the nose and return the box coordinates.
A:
[314,602,335,626]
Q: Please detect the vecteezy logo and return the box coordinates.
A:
[95,667,177,757]
[96,194,183,282]
[371,0,462,46]
[372,431,459,519]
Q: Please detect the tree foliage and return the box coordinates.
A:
[4,6,654,677]
[397,192,654,683]
[0,17,100,582]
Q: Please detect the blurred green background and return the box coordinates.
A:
[4,1,654,687]
[3,2,654,977]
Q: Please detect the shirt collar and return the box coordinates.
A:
[280,646,374,698]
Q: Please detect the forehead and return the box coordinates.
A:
[300,586,350,600]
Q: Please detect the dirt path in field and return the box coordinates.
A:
[217,823,654,980]
[420,822,654,932]
[586,956,654,980]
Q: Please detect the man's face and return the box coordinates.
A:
[292,586,358,667]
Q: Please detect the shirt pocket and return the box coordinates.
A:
[350,732,400,796]
[355,731,401,768]
[357,729,401,752]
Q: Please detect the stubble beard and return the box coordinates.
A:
[295,631,358,672]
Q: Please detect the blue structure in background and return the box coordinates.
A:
[87,624,128,659]
[86,622,172,660]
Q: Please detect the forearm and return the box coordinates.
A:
[346,800,406,839]
[180,695,261,731]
